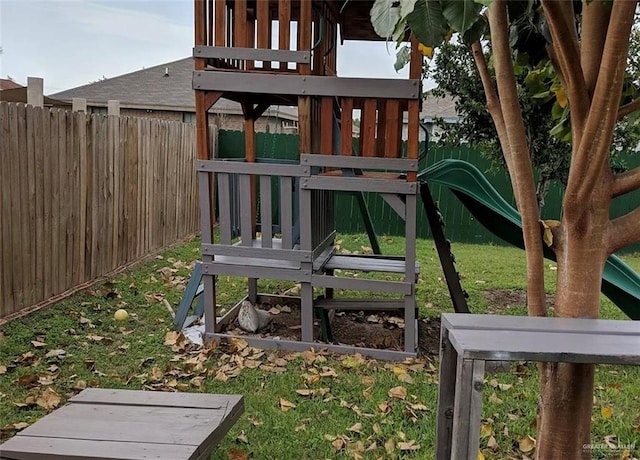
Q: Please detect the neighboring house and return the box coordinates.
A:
[50,58,299,134]
[400,91,460,142]
[0,78,71,108]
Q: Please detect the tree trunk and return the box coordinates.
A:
[536,189,610,459]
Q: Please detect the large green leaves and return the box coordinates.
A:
[370,0,401,39]
[441,0,483,35]
[406,0,449,47]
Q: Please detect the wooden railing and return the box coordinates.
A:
[194,0,337,75]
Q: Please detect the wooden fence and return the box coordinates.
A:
[0,102,202,318]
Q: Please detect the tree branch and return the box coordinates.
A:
[612,165,640,198]
[470,41,519,207]
[608,206,640,254]
[541,0,591,142]
[488,0,547,317]
[618,96,640,120]
[570,0,637,207]
[580,0,611,98]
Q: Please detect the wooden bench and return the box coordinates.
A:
[0,389,243,460]
[436,313,640,460]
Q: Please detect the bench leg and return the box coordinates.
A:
[451,357,485,460]
[436,327,458,459]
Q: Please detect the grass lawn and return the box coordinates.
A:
[1,234,639,459]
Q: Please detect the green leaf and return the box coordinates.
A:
[406,0,449,48]
[462,14,487,44]
[371,0,401,39]
[441,0,482,34]
[394,45,412,71]
[399,0,419,18]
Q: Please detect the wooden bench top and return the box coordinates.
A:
[0,389,244,460]
[448,328,640,365]
[442,313,640,335]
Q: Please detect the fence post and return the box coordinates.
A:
[72,98,87,113]
[27,77,44,108]
[107,100,120,116]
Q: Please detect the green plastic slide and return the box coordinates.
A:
[419,159,640,320]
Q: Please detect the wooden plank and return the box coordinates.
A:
[0,103,14,314]
[197,159,308,176]
[311,274,412,295]
[239,174,252,246]
[260,175,273,247]
[375,99,387,157]
[19,405,226,445]
[234,0,247,49]
[24,105,37,306]
[384,99,401,158]
[298,0,312,74]
[449,329,640,365]
[450,356,475,460]
[70,388,242,409]
[300,154,417,171]
[195,0,206,46]
[217,173,231,245]
[214,0,225,46]
[76,110,87,283]
[360,99,377,157]
[321,97,334,154]
[280,176,293,249]
[441,313,640,335]
[257,0,271,70]
[15,103,29,308]
[436,328,458,460]
[324,255,419,273]
[0,436,198,460]
[467,359,486,459]
[203,243,310,262]
[278,0,291,70]
[340,98,353,155]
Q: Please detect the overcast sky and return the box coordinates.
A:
[0,0,410,95]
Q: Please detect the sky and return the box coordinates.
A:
[0,0,410,95]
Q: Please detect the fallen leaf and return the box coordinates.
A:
[349,423,363,434]
[477,451,485,460]
[332,437,345,451]
[409,403,428,411]
[45,349,66,358]
[31,340,46,348]
[397,373,414,384]
[0,364,6,374]
[398,440,420,451]
[378,401,391,413]
[384,438,396,455]
[518,435,536,453]
[236,430,249,444]
[279,398,296,411]
[601,406,614,419]
[36,388,61,411]
[480,424,493,438]
[487,436,499,450]
[226,447,249,460]
[489,392,503,404]
[388,386,407,400]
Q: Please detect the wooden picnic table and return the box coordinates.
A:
[0,388,243,460]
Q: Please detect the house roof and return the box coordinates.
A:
[50,57,298,120]
[421,92,459,122]
[0,79,23,90]
[0,87,71,107]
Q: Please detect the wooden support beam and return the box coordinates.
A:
[195,0,206,47]
[321,97,333,155]
[385,100,402,158]
[376,99,387,158]
[214,0,225,46]
[279,0,291,71]
[341,98,354,155]
[257,0,271,70]
[298,0,312,74]
[360,99,377,157]
[204,91,223,112]
[298,96,311,156]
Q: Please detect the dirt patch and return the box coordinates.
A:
[220,299,442,357]
[481,289,555,313]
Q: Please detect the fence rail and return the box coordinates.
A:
[0,102,203,318]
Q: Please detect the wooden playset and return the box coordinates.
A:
[192,0,461,359]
